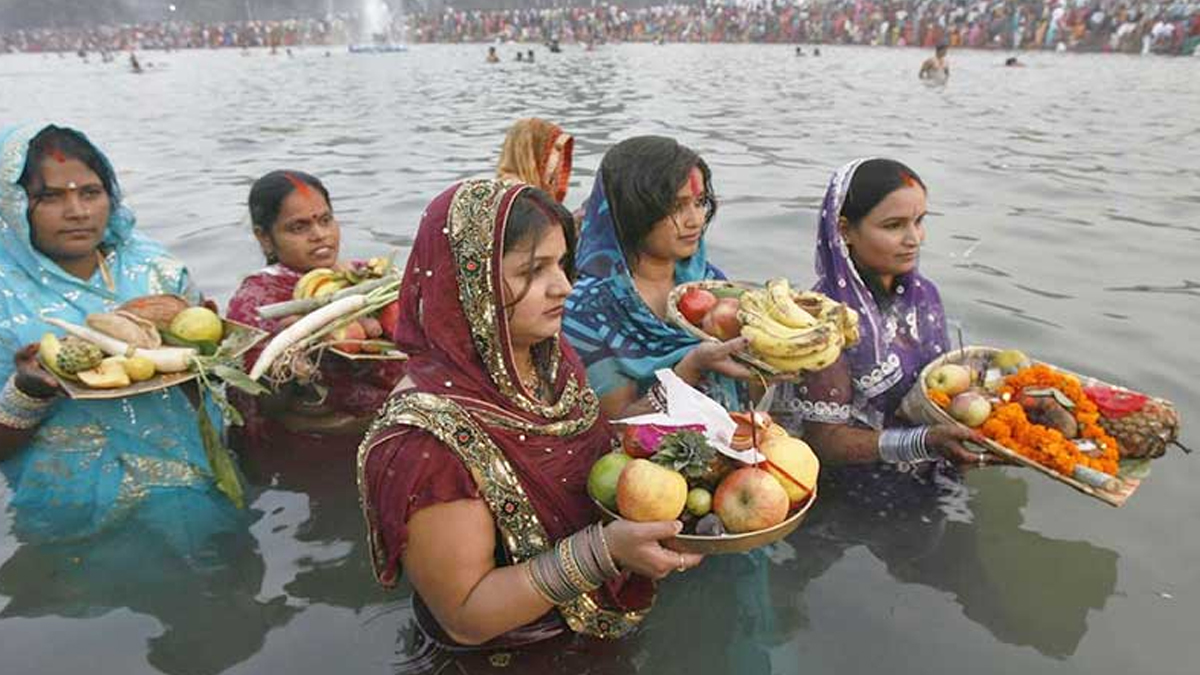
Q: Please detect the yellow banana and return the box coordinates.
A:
[762,331,844,373]
[742,322,836,360]
[294,268,338,300]
[766,278,818,329]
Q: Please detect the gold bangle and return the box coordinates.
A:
[557,537,598,595]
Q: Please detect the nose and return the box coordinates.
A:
[63,191,88,219]
[547,266,572,299]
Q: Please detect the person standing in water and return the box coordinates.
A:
[487,46,499,63]
[919,44,950,82]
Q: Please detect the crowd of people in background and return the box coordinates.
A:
[3,1,1198,57]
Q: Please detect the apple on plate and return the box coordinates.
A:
[587,452,632,511]
[616,459,688,522]
[712,467,790,534]
[926,363,972,397]
[992,349,1032,375]
[677,288,718,326]
[700,298,741,341]
[949,391,992,428]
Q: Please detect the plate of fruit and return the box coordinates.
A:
[277,259,407,361]
[39,295,267,400]
[901,346,1184,507]
[667,279,860,376]
[587,411,819,554]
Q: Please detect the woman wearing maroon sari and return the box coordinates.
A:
[358,180,702,653]
[225,170,404,461]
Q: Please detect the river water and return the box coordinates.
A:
[1,44,1198,675]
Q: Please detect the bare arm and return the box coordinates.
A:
[1,345,60,461]
[403,499,702,646]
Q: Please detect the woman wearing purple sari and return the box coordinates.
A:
[773,159,986,473]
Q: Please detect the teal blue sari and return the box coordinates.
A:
[0,123,240,547]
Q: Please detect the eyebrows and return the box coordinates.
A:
[38,179,104,193]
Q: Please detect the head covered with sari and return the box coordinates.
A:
[496,118,574,203]
[808,158,949,428]
[0,122,237,544]
[358,179,648,641]
[562,136,742,409]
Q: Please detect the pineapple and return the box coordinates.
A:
[1101,400,1180,459]
[651,430,734,490]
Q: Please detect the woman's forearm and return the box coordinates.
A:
[0,427,36,462]
[428,561,554,646]
[805,422,882,465]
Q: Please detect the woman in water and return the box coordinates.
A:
[496,118,574,204]
[772,158,982,470]
[563,136,752,418]
[225,170,405,451]
[0,123,240,543]
[359,180,700,650]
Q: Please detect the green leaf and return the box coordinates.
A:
[211,364,269,396]
[1118,458,1153,480]
[197,397,245,509]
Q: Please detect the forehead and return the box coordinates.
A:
[675,166,704,198]
[277,188,330,221]
[865,185,927,221]
[36,157,102,188]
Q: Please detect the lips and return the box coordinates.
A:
[544,305,565,317]
[311,246,335,258]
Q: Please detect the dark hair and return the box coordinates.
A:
[19,126,118,209]
[840,159,926,226]
[248,170,331,233]
[599,136,717,262]
[502,186,577,309]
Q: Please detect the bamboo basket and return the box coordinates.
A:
[594,484,817,555]
[53,319,267,400]
[329,341,409,361]
[665,280,782,376]
[899,345,1152,507]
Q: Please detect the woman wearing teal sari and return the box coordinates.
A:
[563,136,752,418]
[0,123,239,548]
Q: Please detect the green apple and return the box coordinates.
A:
[992,349,1032,375]
[587,452,631,511]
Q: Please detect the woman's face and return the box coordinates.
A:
[256,187,340,271]
[638,166,708,263]
[840,185,927,280]
[501,223,573,350]
[27,157,111,264]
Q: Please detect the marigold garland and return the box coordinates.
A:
[983,365,1120,476]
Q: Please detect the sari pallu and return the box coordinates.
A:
[562,173,744,410]
[0,123,238,544]
[358,180,650,647]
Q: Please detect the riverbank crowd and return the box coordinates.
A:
[2,1,1198,56]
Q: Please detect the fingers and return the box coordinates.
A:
[627,519,683,542]
[15,343,40,360]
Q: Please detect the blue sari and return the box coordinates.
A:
[0,123,240,547]
[562,175,742,409]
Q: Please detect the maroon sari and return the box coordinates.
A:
[357,180,652,650]
[224,263,406,466]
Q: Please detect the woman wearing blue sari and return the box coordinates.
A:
[0,123,240,548]
[563,136,752,418]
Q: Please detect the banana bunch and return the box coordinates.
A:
[737,278,860,373]
[293,268,350,300]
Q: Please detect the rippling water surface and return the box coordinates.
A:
[1,44,1198,675]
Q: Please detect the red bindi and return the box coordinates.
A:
[285,172,314,198]
[50,148,67,164]
[688,168,703,197]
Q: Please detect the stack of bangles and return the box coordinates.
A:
[0,376,55,430]
[877,426,934,464]
[526,523,621,605]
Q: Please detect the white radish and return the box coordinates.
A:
[249,295,367,380]
[44,317,197,373]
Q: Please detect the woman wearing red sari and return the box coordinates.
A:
[358,180,701,653]
[225,170,405,458]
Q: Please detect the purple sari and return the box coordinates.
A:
[774,159,950,433]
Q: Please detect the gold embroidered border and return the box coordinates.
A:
[356,392,646,639]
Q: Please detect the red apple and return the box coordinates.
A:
[677,288,718,326]
[616,459,688,522]
[378,300,401,340]
[712,467,790,533]
[331,321,367,353]
[701,297,741,341]
[949,391,992,428]
[925,363,972,397]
